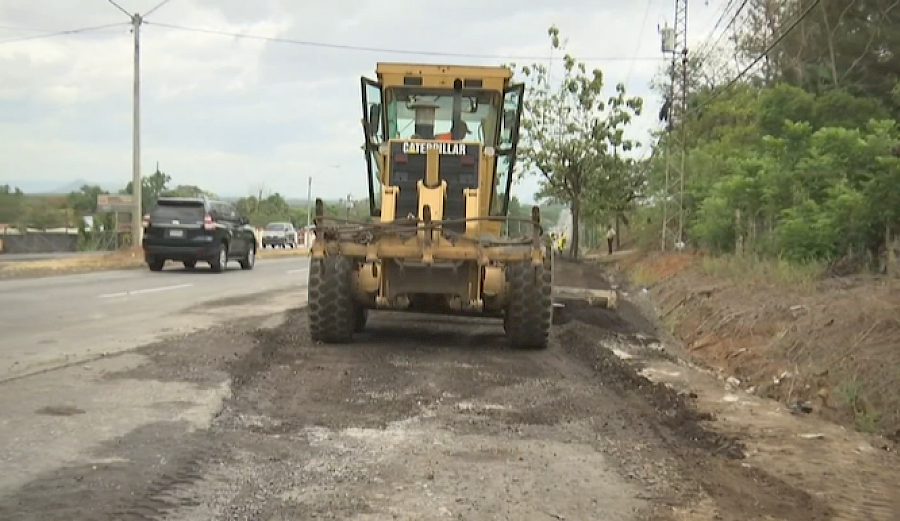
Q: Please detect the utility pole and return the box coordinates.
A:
[305,176,312,229]
[659,0,689,251]
[345,194,354,220]
[107,0,172,248]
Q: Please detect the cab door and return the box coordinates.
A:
[491,83,525,218]
[361,77,385,216]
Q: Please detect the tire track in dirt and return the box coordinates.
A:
[168,299,829,520]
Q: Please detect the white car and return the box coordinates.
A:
[262,222,298,248]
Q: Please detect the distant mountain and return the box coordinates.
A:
[48,179,95,194]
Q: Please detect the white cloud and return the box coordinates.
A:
[0,0,722,203]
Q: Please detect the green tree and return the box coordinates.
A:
[23,199,68,230]
[66,184,108,215]
[162,185,216,198]
[0,185,25,224]
[513,26,643,258]
[235,192,297,227]
[122,168,172,214]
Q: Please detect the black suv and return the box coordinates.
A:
[141,196,257,272]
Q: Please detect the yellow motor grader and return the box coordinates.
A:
[307,62,553,349]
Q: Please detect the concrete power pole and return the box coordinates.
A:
[305,176,312,229]
[107,0,173,248]
[659,0,689,251]
[305,176,312,246]
[131,12,142,247]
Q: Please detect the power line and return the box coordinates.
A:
[693,0,739,58]
[145,21,665,62]
[686,0,821,117]
[144,0,175,18]
[0,24,54,32]
[696,0,749,61]
[0,22,127,45]
[625,0,657,86]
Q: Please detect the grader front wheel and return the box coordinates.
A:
[308,256,356,343]
[504,263,552,350]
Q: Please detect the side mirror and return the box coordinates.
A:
[368,103,381,139]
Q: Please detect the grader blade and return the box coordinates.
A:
[552,286,618,310]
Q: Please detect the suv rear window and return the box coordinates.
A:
[266,223,286,230]
[151,202,205,223]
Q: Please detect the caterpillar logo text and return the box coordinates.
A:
[401,142,467,155]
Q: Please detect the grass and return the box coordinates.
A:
[628,267,657,288]
[698,253,825,292]
[836,379,883,433]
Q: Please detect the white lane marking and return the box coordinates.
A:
[98,283,194,299]
[287,268,309,274]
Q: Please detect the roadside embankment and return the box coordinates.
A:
[614,250,900,442]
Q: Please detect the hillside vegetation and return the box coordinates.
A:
[629,0,900,274]
[608,1,900,440]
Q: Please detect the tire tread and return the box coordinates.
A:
[505,263,552,350]
[307,256,355,343]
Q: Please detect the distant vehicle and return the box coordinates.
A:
[141,196,257,272]
[262,222,298,248]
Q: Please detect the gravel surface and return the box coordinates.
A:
[0,260,832,520]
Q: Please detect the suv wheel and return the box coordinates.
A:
[240,245,256,270]
[210,243,228,273]
[183,260,196,269]
[148,257,165,272]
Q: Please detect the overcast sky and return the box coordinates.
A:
[0,0,722,203]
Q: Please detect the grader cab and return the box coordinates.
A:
[307,62,553,349]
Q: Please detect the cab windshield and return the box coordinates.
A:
[384,87,500,145]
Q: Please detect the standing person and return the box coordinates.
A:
[606,225,617,255]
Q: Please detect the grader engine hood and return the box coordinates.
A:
[388,140,480,230]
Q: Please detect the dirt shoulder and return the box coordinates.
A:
[613,251,900,441]
[602,251,900,519]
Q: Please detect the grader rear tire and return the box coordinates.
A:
[308,255,355,343]
[504,263,552,350]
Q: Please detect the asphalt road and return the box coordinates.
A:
[0,256,310,382]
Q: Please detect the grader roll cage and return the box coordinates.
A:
[307,62,554,349]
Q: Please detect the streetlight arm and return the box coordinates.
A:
[144,0,174,18]
[107,0,132,18]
